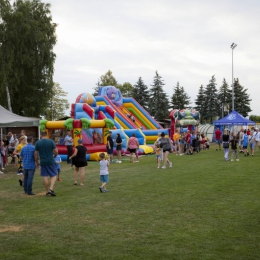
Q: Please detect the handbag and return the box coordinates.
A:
[223,142,229,148]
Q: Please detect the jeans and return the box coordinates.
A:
[23,169,36,194]
[67,145,73,164]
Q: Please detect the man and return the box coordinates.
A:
[173,129,181,155]
[34,131,58,196]
[8,132,15,152]
[64,130,73,165]
[20,136,36,195]
[215,128,222,151]
[106,131,114,162]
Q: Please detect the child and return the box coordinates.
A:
[55,154,62,181]
[230,135,239,161]
[99,152,110,193]
[155,143,162,169]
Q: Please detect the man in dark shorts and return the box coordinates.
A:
[34,131,58,196]
[106,131,114,163]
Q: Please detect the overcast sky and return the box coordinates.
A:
[49,0,260,117]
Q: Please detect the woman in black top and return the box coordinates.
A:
[116,133,122,163]
[69,139,88,185]
[222,129,230,161]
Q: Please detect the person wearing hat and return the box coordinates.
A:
[69,139,88,186]
[106,131,114,163]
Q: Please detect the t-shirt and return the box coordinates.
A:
[222,135,229,142]
[215,130,222,140]
[16,143,26,154]
[107,135,113,148]
[55,155,61,170]
[243,135,249,147]
[64,135,73,146]
[230,139,238,149]
[100,159,109,175]
[35,138,56,166]
[173,133,180,143]
[185,133,190,143]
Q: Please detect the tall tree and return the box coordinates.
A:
[204,75,219,123]
[232,78,252,117]
[44,83,70,120]
[218,78,232,117]
[148,71,169,119]
[194,85,206,123]
[132,77,150,110]
[0,0,57,116]
[93,70,118,95]
[170,82,191,109]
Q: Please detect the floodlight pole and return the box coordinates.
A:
[231,43,237,111]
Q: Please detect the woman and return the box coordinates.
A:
[159,132,172,169]
[69,139,88,186]
[127,133,139,163]
[116,133,122,163]
[222,129,230,161]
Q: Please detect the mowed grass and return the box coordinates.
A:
[0,147,260,260]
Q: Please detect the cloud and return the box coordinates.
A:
[50,0,260,116]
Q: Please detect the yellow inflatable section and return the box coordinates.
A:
[139,145,154,154]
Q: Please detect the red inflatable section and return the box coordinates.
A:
[82,103,94,118]
[57,144,107,154]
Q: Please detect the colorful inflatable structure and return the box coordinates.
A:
[40,86,170,161]
[169,109,200,138]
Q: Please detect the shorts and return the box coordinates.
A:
[250,143,255,149]
[215,139,221,144]
[40,164,58,178]
[74,159,88,168]
[106,146,113,155]
[163,148,171,153]
[129,148,136,153]
[243,146,248,149]
[156,155,162,160]
[116,145,122,151]
[100,174,109,183]
[186,143,191,149]
[239,141,243,146]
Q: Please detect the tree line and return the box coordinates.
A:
[94,70,252,123]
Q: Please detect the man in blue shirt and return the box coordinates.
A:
[34,131,58,196]
[64,130,73,165]
[20,136,36,195]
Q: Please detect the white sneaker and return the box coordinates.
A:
[231,159,234,162]
[169,162,172,168]
[119,161,122,163]
[0,171,3,174]
[236,159,240,161]
[2,168,5,170]
[180,154,183,156]
[157,167,160,169]
[161,166,166,169]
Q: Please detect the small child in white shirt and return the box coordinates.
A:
[99,153,110,193]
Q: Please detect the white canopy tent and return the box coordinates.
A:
[0,105,40,139]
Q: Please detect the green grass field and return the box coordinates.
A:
[0,147,259,260]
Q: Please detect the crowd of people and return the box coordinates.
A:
[215,126,259,161]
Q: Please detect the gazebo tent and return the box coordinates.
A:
[213,110,255,126]
[0,105,39,127]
